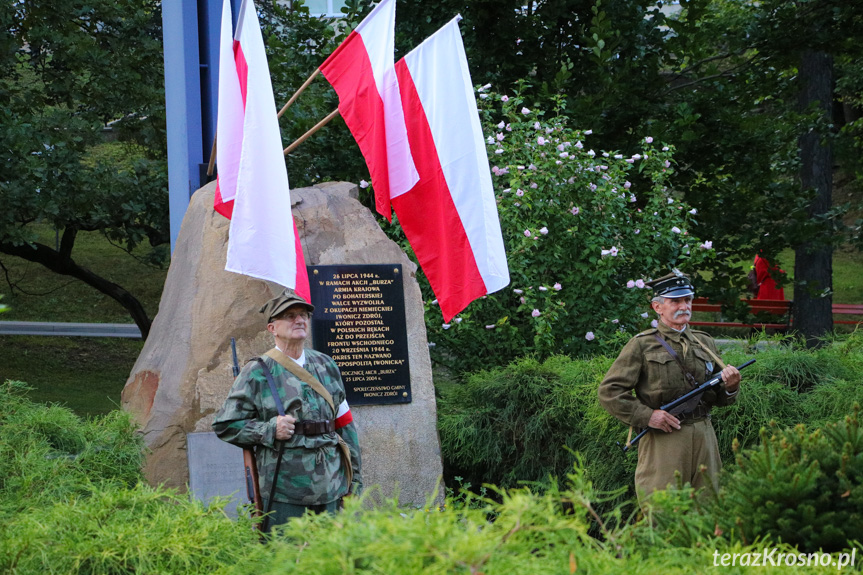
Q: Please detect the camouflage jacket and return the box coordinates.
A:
[598,322,738,429]
[212,348,363,506]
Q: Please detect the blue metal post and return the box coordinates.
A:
[163,0,205,250]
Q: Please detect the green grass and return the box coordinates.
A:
[0,225,167,323]
[0,336,144,417]
[0,226,165,416]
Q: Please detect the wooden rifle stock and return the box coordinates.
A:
[243,447,264,529]
[231,337,264,530]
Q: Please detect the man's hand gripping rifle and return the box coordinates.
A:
[619,358,755,453]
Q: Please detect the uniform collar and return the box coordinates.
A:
[657,320,687,342]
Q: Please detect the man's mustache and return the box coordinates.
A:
[674,310,692,319]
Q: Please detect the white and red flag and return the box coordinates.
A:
[393,17,509,322]
[319,0,417,221]
[214,0,310,301]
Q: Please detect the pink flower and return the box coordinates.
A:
[664,160,671,168]
[630,195,637,203]
[521,107,531,115]
[651,319,659,328]
[431,299,438,305]
[359,180,369,188]
[539,226,549,235]
[571,207,580,215]
[442,323,451,329]
[624,181,631,189]
[553,283,562,291]
[559,151,569,158]
[516,189,524,197]
[645,136,654,143]
[671,227,682,234]
[497,121,505,129]
[601,249,611,257]
[534,122,541,130]
[585,331,595,341]
[532,309,541,317]
[494,149,504,154]
[589,183,597,192]
[610,246,619,256]
[641,312,649,318]
[501,95,509,102]
[524,229,531,237]
[538,286,548,292]
[537,136,547,145]
[612,319,619,324]
[557,144,565,151]
[513,289,523,294]
[700,241,713,249]
[584,130,593,135]
[520,296,526,304]
[496,133,505,141]
[627,280,636,288]
[528,164,537,170]
[506,124,512,132]
[575,141,584,149]
[530,182,538,189]
[636,279,646,289]
[689,208,697,215]
[454,317,462,323]
[485,324,496,329]
[631,154,642,160]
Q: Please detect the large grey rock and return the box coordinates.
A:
[122,180,444,507]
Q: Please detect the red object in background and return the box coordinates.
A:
[754,255,786,300]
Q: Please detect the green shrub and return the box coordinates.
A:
[717,407,863,552]
[437,333,863,511]
[0,485,260,574]
[0,380,145,518]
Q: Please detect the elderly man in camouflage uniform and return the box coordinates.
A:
[598,272,741,504]
[213,290,362,530]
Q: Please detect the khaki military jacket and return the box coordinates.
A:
[598,321,738,429]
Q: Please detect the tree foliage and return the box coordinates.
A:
[0,0,167,337]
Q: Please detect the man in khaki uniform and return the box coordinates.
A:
[598,271,741,502]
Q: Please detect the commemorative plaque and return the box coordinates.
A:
[309,264,411,405]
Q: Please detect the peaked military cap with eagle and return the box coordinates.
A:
[645,269,695,299]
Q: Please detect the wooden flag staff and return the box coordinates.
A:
[283,108,340,156]
[207,67,333,175]
[277,68,320,119]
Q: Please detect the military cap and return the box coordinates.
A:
[260,289,315,323]
[646,270,694,299]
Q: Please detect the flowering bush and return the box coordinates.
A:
[425,87,714,371]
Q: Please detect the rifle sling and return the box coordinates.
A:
[253,358,286,532]
[652,333,703,416]
[262,348,354,489]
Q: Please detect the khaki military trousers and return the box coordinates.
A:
[635,418,721,504]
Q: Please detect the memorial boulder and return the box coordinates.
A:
[122,181,444,507]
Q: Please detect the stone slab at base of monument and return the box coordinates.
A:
[123,181,444,509]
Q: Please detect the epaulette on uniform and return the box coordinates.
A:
[635,328,658,337]
[691,329,712,337]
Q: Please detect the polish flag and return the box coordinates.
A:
[215,0,310,301]
[319,0,417,221]
[393,17,509,322]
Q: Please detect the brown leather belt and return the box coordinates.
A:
[294,419,336,436]
[677,404,711,424]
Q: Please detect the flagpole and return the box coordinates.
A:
[277,68,321,118]
[206,134,217,176]
[283,108,340,155]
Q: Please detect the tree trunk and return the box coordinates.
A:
[0,236,152,339]
[793,49,834,348]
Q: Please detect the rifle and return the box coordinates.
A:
[232,337,264,529]
[619,358,755,453]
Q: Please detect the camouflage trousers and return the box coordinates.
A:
[263,498,341,532]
